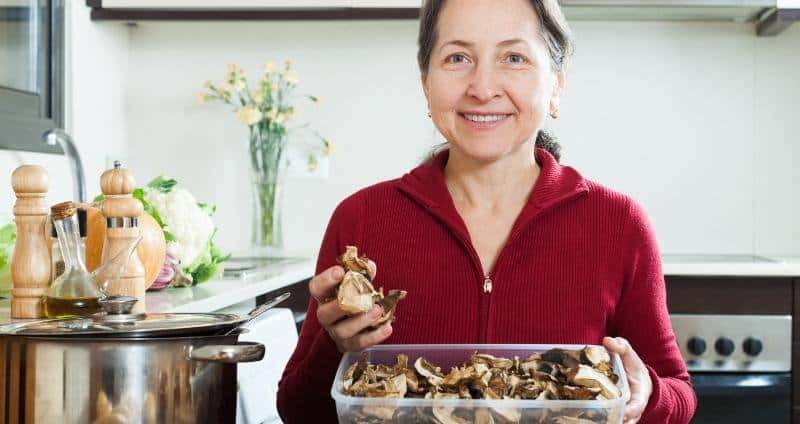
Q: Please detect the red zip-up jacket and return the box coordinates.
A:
[277,148,696,423]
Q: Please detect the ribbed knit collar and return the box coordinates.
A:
[397,147,589,241]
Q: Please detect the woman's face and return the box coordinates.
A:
[422,0,565,163]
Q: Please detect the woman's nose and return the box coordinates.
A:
[466,63,501,102]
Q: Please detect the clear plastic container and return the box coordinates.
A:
[331,344,629,424]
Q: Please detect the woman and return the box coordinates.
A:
[277,0,697,422]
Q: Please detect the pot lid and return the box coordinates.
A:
[0,296,244,338]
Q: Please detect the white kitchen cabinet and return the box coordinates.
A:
[350,0,421,7]
[96,0,351,9]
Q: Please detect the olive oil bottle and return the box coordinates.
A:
[44,202,104,318]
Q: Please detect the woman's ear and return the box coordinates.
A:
[549,70,566,116]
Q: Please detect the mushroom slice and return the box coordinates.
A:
[519,359,539,376]
[557,385,601,400]
[362,392,400,421]
[432,393,469,424]
[541,349,581,369]
[475,408,496,424]
[472,353,513,370]
[580,346,611,367]
[491,401,521,424]
[568,365,622,399]
[337,270,377,314]
[487,369,508,397]
[338,245,371,275]
[415,357,445,387]
[442,366,476,387]
[553,417,598,424]
[372,289,408,327]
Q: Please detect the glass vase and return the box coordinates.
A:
[249,125,287,256]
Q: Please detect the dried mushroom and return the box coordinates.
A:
[342,346,622,424]
[336,246,407,325]
[341,346,622,423]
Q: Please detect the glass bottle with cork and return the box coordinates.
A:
[44,201,104,317]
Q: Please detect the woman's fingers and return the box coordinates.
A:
[309,265,345,304]
[341,322,393,352]
[316,297,348,327]
[603,337,651,424]
[329,305,383,340]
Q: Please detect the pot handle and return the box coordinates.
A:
[190,341,265,363]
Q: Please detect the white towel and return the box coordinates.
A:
[235,307,298,424]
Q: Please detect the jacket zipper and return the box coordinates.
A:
[483,275,493,293]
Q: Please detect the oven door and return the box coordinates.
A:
[691,372,791,424]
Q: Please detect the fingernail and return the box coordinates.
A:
[383,324,393,335]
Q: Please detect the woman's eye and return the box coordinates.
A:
[446,54,468,64]
[506,54,528,65]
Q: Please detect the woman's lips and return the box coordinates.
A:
[458,112,512,131]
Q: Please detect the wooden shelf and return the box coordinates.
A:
[85,1,420,21]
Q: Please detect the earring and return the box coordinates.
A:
[549,108,559,119]
[427,111,432,118]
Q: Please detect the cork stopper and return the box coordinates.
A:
[12,165,49,195]
[100,160,136,196]
[51,201,77,221]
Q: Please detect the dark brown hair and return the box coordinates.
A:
[418,0,574,161]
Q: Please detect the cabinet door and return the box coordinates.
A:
[350,0,420,6]
[0,0,63,154]
[97,0,351,8]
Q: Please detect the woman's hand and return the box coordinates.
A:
[308,263,393,353]
[603,337,654,424]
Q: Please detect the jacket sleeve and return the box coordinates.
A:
[610,199,697,424]
[277,194,364,424]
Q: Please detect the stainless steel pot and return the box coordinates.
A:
[0,294,289,424]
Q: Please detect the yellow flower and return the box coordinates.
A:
[236,105,263,126]
[196,92,208,104]
[285,70,299,85]
[285,59,293,68]
[253,90,264,104]
[264,61,276,74]
[323,139,334,156]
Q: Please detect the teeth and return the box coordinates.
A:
[464,114,506,123]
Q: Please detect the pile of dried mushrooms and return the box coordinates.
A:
[340,347,622,424]
[336,246,406,327]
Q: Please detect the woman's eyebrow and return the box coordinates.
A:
[439,38,530,52]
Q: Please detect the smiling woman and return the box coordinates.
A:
[418,0,571,163]
[277,1,697,423]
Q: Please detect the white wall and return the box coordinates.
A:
[0,0,129,219]
[123,19,800,257]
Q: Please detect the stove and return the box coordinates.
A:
[671,313,792,423]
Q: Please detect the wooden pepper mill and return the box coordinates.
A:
[10,165,51,318]
[99,161,146,313]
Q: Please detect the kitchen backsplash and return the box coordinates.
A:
[4,18,799,257]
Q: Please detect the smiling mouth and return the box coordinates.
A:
[458,112,512,128]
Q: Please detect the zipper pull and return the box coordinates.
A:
[483,275,493,293]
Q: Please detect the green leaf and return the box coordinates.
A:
[93,193,105,202]
[0,221,16,270]
[146,176,177,193]
[163,231,176,243]
[197,202,217,217]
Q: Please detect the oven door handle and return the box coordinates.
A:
[690,373,791,397]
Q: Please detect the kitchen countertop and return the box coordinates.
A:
[0,257,315,325]
[2,254,799,325]
[661,255,800,277]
